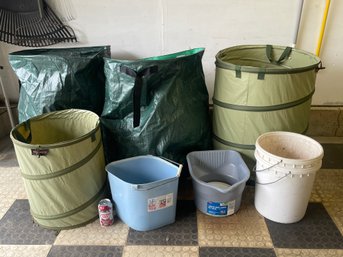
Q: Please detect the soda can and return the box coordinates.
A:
[98,199,114,226]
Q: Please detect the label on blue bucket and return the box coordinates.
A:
[207,200,235,216]
[147,193,173,212]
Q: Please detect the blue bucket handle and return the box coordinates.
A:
[159,156,182,177]
[132,176,179,191]
[131,156,182,191]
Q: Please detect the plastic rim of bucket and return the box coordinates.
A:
[105,156,182,191]
[254,131,324,175]
[254,149,322,176]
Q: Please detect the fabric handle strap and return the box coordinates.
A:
[266,45,292,64]
[12,120,32,143]
[120,65,158,127]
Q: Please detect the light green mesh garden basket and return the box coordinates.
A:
[10,109,108,230]
[213,45,322,161]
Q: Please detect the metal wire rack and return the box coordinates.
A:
[0,0,77,47]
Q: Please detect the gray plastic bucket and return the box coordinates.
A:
[106,155,182,231]
[187,150,250,217]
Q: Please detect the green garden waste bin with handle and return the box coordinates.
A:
[101,48,212,165]
[10,109,108,230]
[212,45,322,161]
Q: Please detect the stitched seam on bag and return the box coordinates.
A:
[213,134,255,150]
[212,90,314,112]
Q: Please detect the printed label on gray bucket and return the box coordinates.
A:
[207,200,235,216]
[148,193,173,212]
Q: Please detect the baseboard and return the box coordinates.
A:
[306,107,343,137]
[0,107,17,139]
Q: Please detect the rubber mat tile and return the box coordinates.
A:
[266,202,343,249]
[199,247,276,257]
[229,186,265,221]
[314,169,343,201]
[197,211,272,248]
[0,167,27,200]
[127,200,197,246]
[47,245,123,257]
[309,187,322,202]
[0,197,15,220]
[323,200,343,235]
[309,171,323,202]
[274,248,343,257]
[225,198,265,223]
[0,245,51,257]
[122,246,198,257]
[0,200,57,245]
[197,185,272,248]
[54,217,129,246]
[217,186,263,221]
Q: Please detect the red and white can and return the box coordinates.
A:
[98,199,114,226]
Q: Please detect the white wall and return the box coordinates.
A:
[0,0,342,105]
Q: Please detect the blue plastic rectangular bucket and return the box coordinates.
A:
[106,155,182,231]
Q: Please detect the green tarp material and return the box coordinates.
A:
[213,45,322,160]
[9,46,110,123]
[101,48,212,165]
[10,109,107,230]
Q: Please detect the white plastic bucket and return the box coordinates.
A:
[254,131,323,223]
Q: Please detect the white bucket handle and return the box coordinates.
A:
[254,172,291,185]
[159,156,183,177]
[252,160,283,173]
[253,160,292,185]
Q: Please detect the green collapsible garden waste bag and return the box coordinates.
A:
[10,109,108,230]
[9,46,110,123]
[213,45,322,160]
[101,48,212,165]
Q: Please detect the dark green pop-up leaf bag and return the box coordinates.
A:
[101,48,212,164]
[9,46,110,122]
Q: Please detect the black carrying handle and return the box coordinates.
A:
[13,120,32,143]
[266,45,292,65]
[120,65,158,128]
[12,121,48,158]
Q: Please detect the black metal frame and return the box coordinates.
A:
[0,0,77,47]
